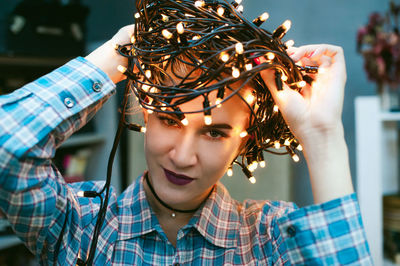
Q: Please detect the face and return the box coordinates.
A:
[142,86,253,210]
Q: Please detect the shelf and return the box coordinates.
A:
[0,235,22,250]
[60,133,105,148]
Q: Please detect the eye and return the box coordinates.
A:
[206,129,226,139]
[157,115,180,127]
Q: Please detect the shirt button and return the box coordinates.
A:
[286,225,296,237]
[64,97,74,108]
[92,82,102,92]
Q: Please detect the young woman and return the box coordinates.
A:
[0,3,372,266]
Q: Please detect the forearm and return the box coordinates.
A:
[301,123,354,204]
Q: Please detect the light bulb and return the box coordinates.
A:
[140,127,147,133]
[260,12,269,21]
[220,52,229,62]
[176,22,184,34]
[232,67,240,78]
[131,36,136,44]
[297,81,306,87]
[142,84,150,92]
[77,191,84,197]
[162,29,173,39]
[284,139,291,146]
[147,109,154,114]
[235,42,244,54]
[245,93,255,104]
[249,176,256,184]
[204,115,212,125]
[297,144,303,151]
[192,35,201,40]
[285,39,294,48]
[145,70,152,79]
[217,7,225,16]
[161,14,169,22]
[117,65,127,73]
[240,131,248,138]
[245,63,253,71]
[227,167,233,177]
[281,73,288,81]
[283,20,292,30]
[259,161,266,168]
[134,12,140,19]
[195,0,205,7]
[235,0,242,4]
[292,154,300,162]
[274,141,281,149]
[181,118,189,126]
[265,138,271,144]
[215,98,222,108]
[273,105,279,112]
[267,52,275,60]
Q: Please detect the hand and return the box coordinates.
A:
[259,44,347,147]
[85,25,136,84]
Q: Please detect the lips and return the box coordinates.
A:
[164,168,194,186]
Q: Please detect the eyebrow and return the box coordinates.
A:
[203,123,233,130]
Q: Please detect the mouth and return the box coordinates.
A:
[163,168,194,186]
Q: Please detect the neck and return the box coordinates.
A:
[143,172,213,220]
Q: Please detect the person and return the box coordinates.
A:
[0,5,373,266]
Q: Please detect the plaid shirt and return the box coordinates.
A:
[0,57,373,265]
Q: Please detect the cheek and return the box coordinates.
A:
[144,119,175,158]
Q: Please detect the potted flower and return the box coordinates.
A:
[357,0,400,111]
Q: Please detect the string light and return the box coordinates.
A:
[227,167,233,176]
[297,144,303,151]
[284,139,291,146]
[267,52,275,60]
[297,80,306,87]
[249,176,256,184]
[217,6,225,16]
[292,154,300,162]
[235,42,244,54]
[181,117,189,126]
[145,70,152,79]
[274,141,281,149]
[273,105,279,112]
[259,160,266,168]
[195,0,205,8]
[285,39,294,48]
[161,14,169,22]
[232,67,240,78]
[135,12,140,18]
[162,29,173,39]
[245,63,253,71]
[240,131,248,138]
[176,22,184,34]
[220,52,229,62]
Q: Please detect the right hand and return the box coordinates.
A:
[85,24,136,84]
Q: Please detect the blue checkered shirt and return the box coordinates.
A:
[0,57,373,265]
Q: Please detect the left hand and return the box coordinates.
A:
[259,44,347,147]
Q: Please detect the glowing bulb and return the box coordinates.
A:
[235,0,242,4]
[297,144,303,151]
[251,161,258,171]
[215,98,222,108]
[281,73,288,81]
[142,84,150,92]
[274,141,281,149]
[298,81,306,87]
[232,67,240,78]
[131,36,136,44]
[195,0,205,7]
[235,42,244,54]
[77,191,84,197]
[265,138,271,144]
[181,118,189,126]
[283,20,292,30]
[149,87,158,93]
[260,12,269,21]
[267,53,275,60]
[245,63,253,71]
[145,70,152,79]
[240,131,248,138]
[249,176,256,184]
[204,115,212,125]
[292,154,300,162]
[140,127,147,133]
[237,5,244,12]
[245,93,255,104]
[318,67,327,74]
[259,161,266,168]
[285,39,295,48]
[273,105,279,112]
[161,14,169,22]
[176,22,184,34]
[117,65,127,73]
[162,29,173,39]
[284,139,291,146]
[220,52,229,62]
[227,168,233,177]
[147,109,154,114]
[134,12,140,19]
[192,35,201,40]
[217,7,225,16]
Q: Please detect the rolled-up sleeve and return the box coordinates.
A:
[0,57,116,264]
[272,193,373,265]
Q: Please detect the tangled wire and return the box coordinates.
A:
[117,0,317,179]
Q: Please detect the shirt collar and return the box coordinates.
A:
[117,174,240,248]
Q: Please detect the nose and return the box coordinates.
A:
[169,132,198,169]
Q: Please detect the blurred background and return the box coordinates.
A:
[0,0,399,265]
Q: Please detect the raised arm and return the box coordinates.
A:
[259,44,353,204]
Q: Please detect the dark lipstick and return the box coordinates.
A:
[164,168,194,186]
